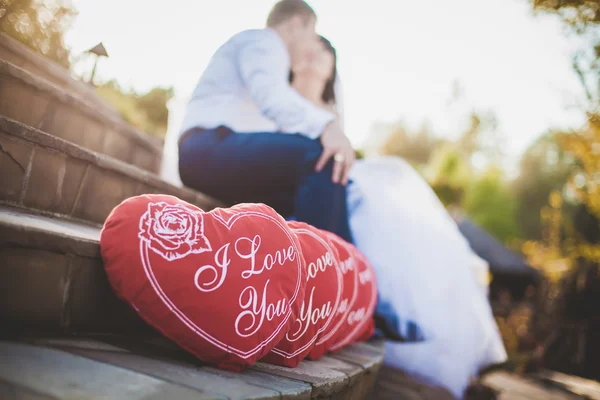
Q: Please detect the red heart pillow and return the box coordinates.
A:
[328,243,377,352]
[263,221,343,367]
[100,195,307,371]
[307,230,360,356]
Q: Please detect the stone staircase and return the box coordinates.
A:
[0,113,221,334]
[0,50,223,336]
[0,42,393,400]
[0,117,219,225]
[0,60,164,173]
[0,33,117,117]
[0,31,224,329]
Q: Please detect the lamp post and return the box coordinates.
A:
[85,42,108,86]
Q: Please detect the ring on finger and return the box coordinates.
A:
[334,153,345,163]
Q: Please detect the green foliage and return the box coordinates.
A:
[96,81,174,139]
[380,123,444,167]
[512,131,574,240]
[464,168,522,243]
[0,0,76,68]
[373,111,519,236]
[426,145,471,206]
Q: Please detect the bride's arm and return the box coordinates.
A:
[334,75,345,131]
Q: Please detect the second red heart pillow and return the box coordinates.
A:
[263,221,343,367]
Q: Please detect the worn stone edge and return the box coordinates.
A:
[0,116,223,211]
[0,32,115,114]
[0,208,100,258]
[0,60,163,153]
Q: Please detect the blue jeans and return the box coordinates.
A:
[178,126,354,244]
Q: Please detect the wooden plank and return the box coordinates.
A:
[483,372,581,400]
[330,341,384,370]
[310,356,363,386]
[202,367,312,400]
[114,336,313,399]
[36,337,310,400]
[537,370,600,399]
[0,341,214,400]
[62,347,278,400]
[308,357,363,400]
[90,334,354,399]
[329,345,384,400]
[355,339,386,356]
[25,335,384,400]
[370,366,454,400]
[26,337,130,352]
[0,378,58,400]
[252,360,349,398]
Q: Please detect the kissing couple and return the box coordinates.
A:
[161,1,507,398]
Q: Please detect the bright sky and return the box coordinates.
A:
[66,0,588,165]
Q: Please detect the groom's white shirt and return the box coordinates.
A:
[179,28,335,140]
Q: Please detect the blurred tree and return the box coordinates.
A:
[380,122,444,168]
[370,106,523,244]
[136,86,175,136]
[533,0,600,29]
[464,167,522,243]
[521,116,600,379]
[561,114,600,222]
[426,144,472,207]
[524,5,600,380]
[96,81,174,139]
[379,111,498,168]
[425,111,501,207]
[512,131,574,240]
[531,0,600,257]
[533,0,600,102]
[0,0,76,68]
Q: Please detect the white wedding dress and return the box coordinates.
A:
[347,156,507,398]
[161,82,506,398]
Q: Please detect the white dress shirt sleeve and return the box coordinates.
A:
[238,35,335,140]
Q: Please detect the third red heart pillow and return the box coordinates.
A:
[328,241,377,352]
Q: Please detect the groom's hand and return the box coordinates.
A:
[316,120,355,186]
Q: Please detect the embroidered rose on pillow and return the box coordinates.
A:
[139,202,212,261]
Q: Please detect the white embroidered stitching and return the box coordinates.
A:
[139,204,303,359]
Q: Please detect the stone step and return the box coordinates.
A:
[0,33,118,117]
[0,205,385,400]
[0,60,163,173]
[0,116,221,225]
[0,204,148,334]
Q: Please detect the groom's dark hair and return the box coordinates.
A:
[267,0,316,27]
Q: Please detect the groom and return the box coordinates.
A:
[178,0,355,243]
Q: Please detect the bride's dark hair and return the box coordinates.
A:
[289,36,337,104]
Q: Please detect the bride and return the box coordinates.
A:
[287,36,507,398]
